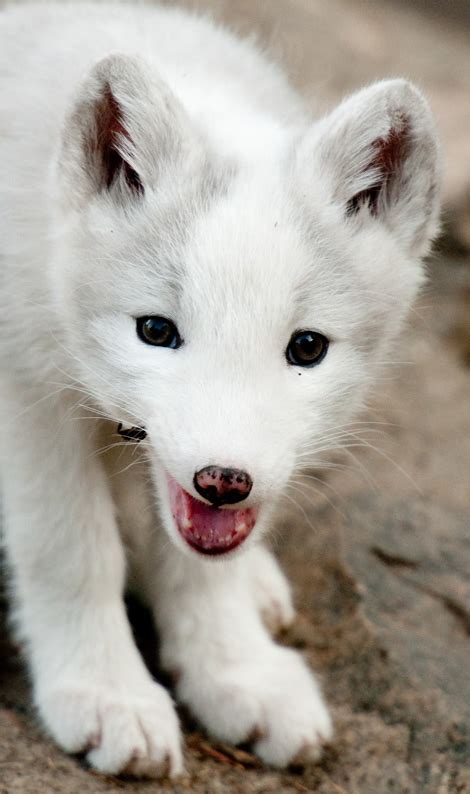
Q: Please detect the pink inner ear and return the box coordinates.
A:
[94,87,143,194]
[347,115,410,217]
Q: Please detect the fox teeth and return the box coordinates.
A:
[235,523,246,534]
[182,518,193,530]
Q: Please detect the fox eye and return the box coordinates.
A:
[136,316,182,348]
[286,330,329,367]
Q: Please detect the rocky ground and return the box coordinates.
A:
[1,1,469,793]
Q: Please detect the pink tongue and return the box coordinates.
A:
[167,476,257,555]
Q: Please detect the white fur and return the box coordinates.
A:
[0,1,440,778]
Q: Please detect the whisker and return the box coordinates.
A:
[281,490,318,535]
[287,479,346,520]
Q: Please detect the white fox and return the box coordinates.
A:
[0,1,440,779]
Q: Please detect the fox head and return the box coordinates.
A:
[54,54,440,557]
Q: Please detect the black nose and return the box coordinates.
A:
[193,465,253,507]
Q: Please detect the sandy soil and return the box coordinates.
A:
[1,2,469,793]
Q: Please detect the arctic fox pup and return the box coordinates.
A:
[0,1,440,779]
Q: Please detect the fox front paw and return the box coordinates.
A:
[177,645,332,768]
[37,680,183,778]
[249,545,296,633]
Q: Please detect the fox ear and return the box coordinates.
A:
[302,80,441,256]
[59,54,191,207]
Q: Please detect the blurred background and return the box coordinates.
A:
[0,2,469,794]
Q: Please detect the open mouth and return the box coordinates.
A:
[167,475,258,555]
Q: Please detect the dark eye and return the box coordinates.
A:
[286,330,329,367]
[136,316,182,348]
